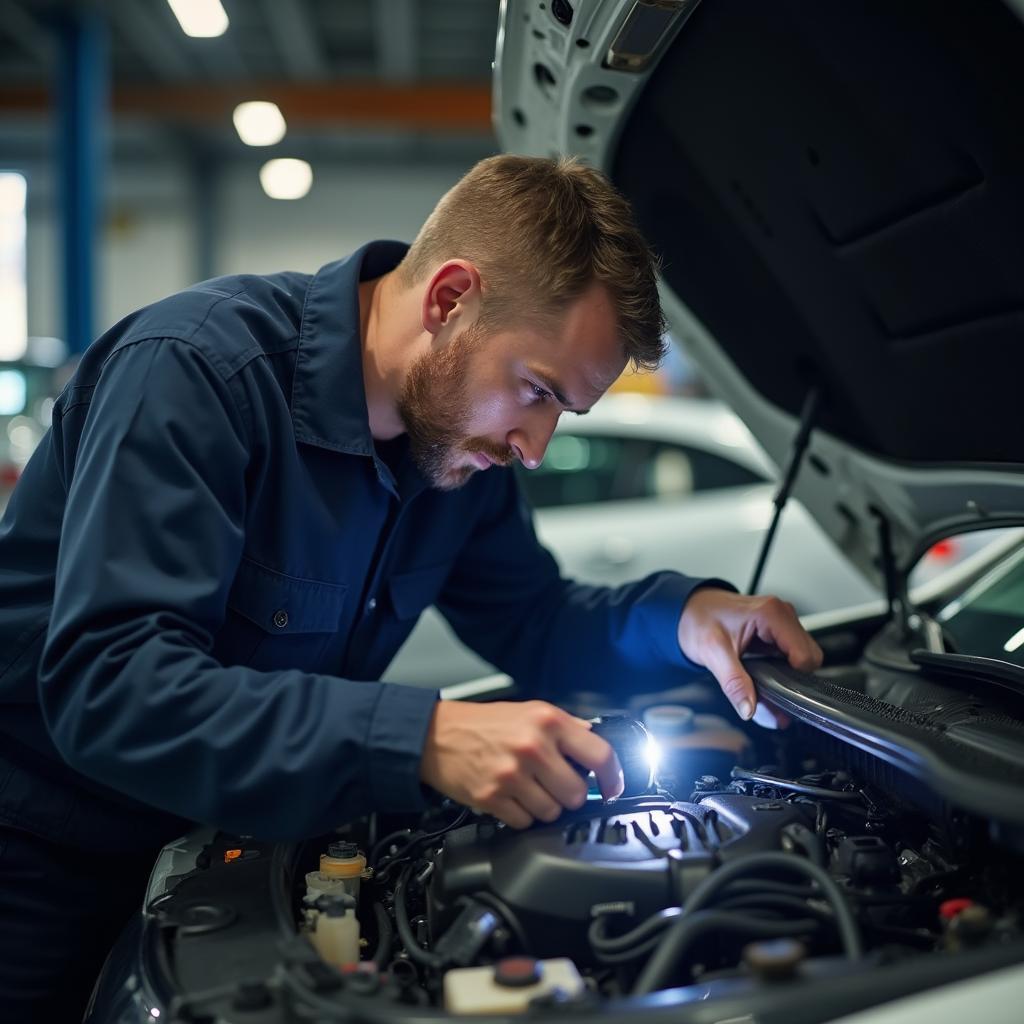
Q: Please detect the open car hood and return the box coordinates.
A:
[495,0,1024,592]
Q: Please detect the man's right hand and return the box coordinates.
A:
[419,700,623,829]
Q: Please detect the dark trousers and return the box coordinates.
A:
[0,821,155,1022]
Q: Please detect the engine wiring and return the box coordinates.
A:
[381,781,903,991]
[588,857,857,977]
[393,862,444,969]
[729,767,869,803]
[631,851,863,994]
[370,807,470,884]
[383,800,866,991]
[281,752,1023,1018]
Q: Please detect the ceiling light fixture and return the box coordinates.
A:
[167,0,229,39]
[259,159,313,200]
[0,172,28,362]
[233,102,287,146]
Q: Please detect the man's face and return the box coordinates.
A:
[398,282,627,490]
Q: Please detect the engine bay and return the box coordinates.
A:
[288,708,1024,1015]
[117,642,1024,1024]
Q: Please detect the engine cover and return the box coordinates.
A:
[428,794,812,960]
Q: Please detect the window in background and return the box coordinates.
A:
[0,172,27,363]
[517,434,765,510]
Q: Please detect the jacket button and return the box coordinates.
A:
[272,609,289,629]
[365,597,378,613]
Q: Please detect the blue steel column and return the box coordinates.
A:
[191,151,217,283]
[56,9,108,355]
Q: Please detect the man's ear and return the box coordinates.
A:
[421,260,482,337]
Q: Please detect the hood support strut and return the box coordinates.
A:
[748,386,821,595]
[872,507,910,635]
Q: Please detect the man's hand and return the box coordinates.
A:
[677,588,823,722]
[419,700,623,829]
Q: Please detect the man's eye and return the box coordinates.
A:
[529,383,551,402]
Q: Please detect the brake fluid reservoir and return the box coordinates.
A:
[304,841,367,906]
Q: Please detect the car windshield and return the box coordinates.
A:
[515,432,765,509]
[937,545,1024,668]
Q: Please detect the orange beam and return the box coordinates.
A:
[0,81,493,133]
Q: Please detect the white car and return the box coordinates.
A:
[386,393,879,685]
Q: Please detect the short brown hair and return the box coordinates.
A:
[398,155,667,371]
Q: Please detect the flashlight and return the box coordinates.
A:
[585,715,660,799]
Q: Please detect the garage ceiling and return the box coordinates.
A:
[0,0,499,164]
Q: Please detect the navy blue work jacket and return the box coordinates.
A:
[0,241,720,848]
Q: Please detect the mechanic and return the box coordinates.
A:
[0,155,821,1018]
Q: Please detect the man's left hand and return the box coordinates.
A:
[677,588,823,722]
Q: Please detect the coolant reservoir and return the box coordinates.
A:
[309,893,360,968]
[304,841,367,906]
[444,957,584,1014]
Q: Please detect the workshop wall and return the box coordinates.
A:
[23,161,474,341]
[217,162,468,278]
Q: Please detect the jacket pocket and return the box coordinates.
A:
[216,557,349,671]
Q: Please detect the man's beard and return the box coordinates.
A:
[397,323,513,490]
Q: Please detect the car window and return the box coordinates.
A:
[516,433,765,510]
[937,545,1024,668]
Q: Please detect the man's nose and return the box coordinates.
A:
[507,412,559,470]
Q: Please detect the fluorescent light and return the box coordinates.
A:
[259,159,313,200]
[0,172,27,362]
[167,0,229,38]
[233,102,287,146]
[1004,625,1024,654]
[0,172,26,216]
[0,371,26,416]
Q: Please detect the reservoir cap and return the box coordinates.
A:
[495,957,542,988]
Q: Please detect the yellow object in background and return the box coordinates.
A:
[609,364,667,395]
[608,335,708,398]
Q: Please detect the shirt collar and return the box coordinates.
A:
[290,239,410,459]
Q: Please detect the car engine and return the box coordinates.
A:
[111,688,1024,1024]
[287,711,1024,1013]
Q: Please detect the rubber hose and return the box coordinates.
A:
[393,865,443,969]
[632,910,817,995]
[678,852,862,958]
[589,908,681,952]
[371,901,394,969]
